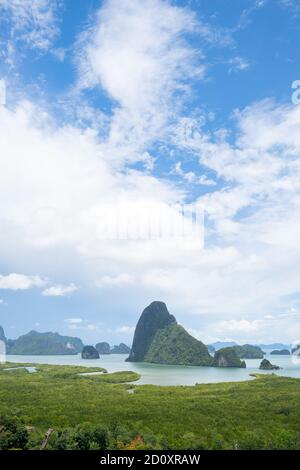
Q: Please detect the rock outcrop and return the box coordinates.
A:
[95,342,110,355]
[212,347,246,368]
[111,343,131,354]
[81,345,100,359]
[126,301,212,366]
[259,359,280,370]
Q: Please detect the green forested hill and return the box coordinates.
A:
[145,323,212,366]
[127,301,212,366]
[231,344,264,359]
[7,330,83,355]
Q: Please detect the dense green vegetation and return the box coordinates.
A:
[1,363,300,449]
[145,323,212,366]
[212,347,246,368]
[86,371,140,384]
[231,344,264,359]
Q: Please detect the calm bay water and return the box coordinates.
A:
[6,352,300,386]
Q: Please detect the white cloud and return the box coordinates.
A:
[228,56,250,73]
[0,273,46,290]
[51,47,67,62]
[161,98,300,328]
[96,274,134,288]
[0,80,6,106]
[0,100,183,252]
[76,0,207,165]
[0,0,60,53]
[42,283,78,297]
[234,0,267,31]
[67,322,102,332]
[172,161,216,186]
[116,325,135,334]
[216,319,260,334]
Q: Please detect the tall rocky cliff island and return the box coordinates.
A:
[126,301,212,366]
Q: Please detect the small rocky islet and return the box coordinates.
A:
[259,359,280,370]
[81,345,100,360]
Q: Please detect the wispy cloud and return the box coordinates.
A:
[0,0,61,50]
[172,161,216,186]
[234,0,268,31]
[75,0,209,165]
[228,56,250,73]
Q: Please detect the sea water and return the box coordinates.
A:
[5,352,300,386]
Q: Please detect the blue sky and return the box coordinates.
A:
[0,0,300,345]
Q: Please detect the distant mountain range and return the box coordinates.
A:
[210,341,290,351]
[0,318,291,358]
[0,326,130,356]
[258,343,290,350]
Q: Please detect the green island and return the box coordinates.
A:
[1,362,300,450]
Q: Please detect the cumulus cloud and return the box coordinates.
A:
[161,98,300,325]
[0,273,46,290]
[42,283,78,297]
